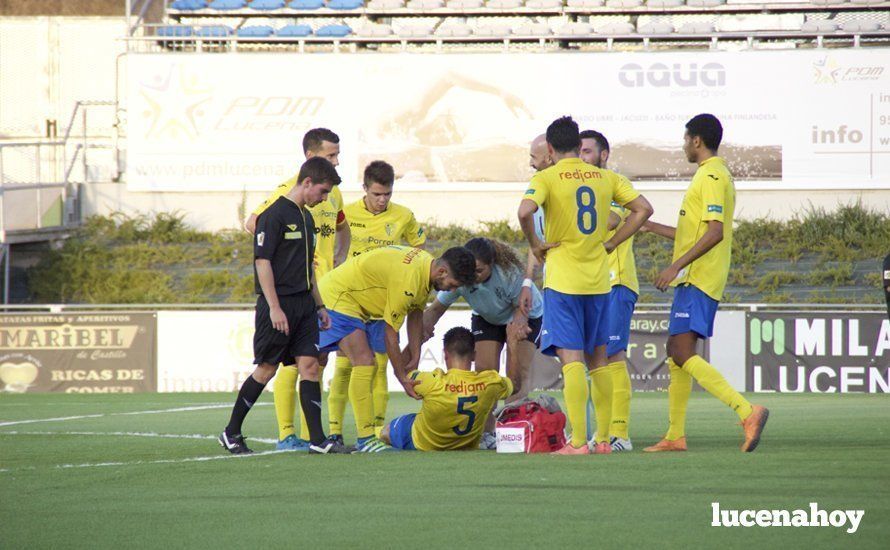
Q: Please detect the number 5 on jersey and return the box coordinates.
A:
[453,396,478,436]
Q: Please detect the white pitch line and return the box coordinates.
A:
[0,430,277,445]
[0,402,270,428]
[56,450,283,470]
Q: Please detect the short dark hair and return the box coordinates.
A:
[546,116,581,154]
[440,247,477,287]
[302,128,339,155]
[297,156,341,186]
[685,114,723,151]
[580,129,609,152]
[363,160,395,187]
[443,327,474,358]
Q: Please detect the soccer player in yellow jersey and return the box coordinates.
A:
[381,326,520,451]
[327,160,427,440]
[643,114,769,453]
[518,116,653,455]
[318,245,477,452]
[245,128,351,452]
[579,129,638,453]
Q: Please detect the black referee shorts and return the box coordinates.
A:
[470,314,543,345]
[253,292,319,365]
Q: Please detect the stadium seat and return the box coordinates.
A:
[605,0,643,7]
[170,0,208,9]
[514,21,552,35]
[447,0,485,7]
[809,0,844,4]
[488,0,524,8]
[646,0,683,6]
[436,23,473,36]
[249,0,286,9]
[208,0,246,9]
[558,21,593,34]
[237,25,276,36]
[566,0,604,6]
[406,0,446,7]
[637,21,674,33]
[329,0,365,9]
[474,24,513,36]
[677,21,715,33]
[597,21,635,33]
[317,24,353,36]
[801,20,839,32]
[526,0,563,7]
[840,20,882,32]
[686,0,725,6]
[397,24,434,36]
[156,25,195,36]
[197,25,234,36]
[367,0,405,7]
[356,23,394,36]
[277,24,314,36]
[288,0,325,8]
[849,0,882,4]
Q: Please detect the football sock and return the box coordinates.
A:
[225,374,265,438]
[349,365,376,439]
[608,361,631,440]
[372,352,389,436]
[272,364,298,441]
[327,355,352,435]
[682,355,754,421]
[589,366,613,444]
[666,358,692,441]
[562,361,590,448]
[298,380,325,446]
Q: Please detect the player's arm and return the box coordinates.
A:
[244,214,258,234]
[333,211,350,267]
[654,220,722,291]
[517,249,539,317]
[519,199,558,264]
[503,323,524,396]
[422,297,450,342]
[310,266,330,330]
[254,213,286,334]
[404,212,427,249]
[608,211,622,231]
[604,196,653,254]
[384,320,421,400]
[642,220,676,240]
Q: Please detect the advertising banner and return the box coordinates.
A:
[746,312,890,393]
[0,312,157,394]
[127,49,889,192]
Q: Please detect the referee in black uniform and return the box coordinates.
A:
[220,156,346,454]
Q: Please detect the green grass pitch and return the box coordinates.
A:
[1,392,888,549]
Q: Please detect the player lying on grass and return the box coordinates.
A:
[318,245,477,452]
[423,237,542,449]
[381,325,520,451]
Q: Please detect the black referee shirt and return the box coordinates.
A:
[254,196,316,296]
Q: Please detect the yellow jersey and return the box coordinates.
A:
[525,157,640,295]
[410,368,513,451]
[319,246,433,331]
[672,156,735,301]
[608,200,639,295]
[253,176,345,278]
[343,199,426,257]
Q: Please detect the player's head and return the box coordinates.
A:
[683,114,722,163]
[296,157,341,206]
[529,134,553,172]
[433,247,477,291]
[442,326,475,370]
[303,128,341,167]
[545,116,581,157]
[362,160,395,214]
[580,129,610,169]
[464,237,524,284]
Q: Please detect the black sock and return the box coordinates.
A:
[299,380,326,445]
[225,375,266,437]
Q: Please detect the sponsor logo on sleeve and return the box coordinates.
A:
[707,205,723,213]
[257,232,265,246]
[524,189,536,195]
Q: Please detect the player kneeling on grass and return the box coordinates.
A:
[381,326,520,451]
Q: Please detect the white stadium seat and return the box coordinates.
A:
[605,0,643,7]
[849,0,882,5]
[525,0,563,7]
[436,23,474,36]
[809,0,845,4]
[638,21,675,34]
[406,0,445,8]
[488,0,524,7]
[801,20,839,32]
[514,21,552,35]
[566,0,604,6]
[474,24,513,36]
[647,0,684,6]
[677,21,715,33]
[356,24,395,36]
[686,0,726,6]
[558,21,594,34]
[397,24,436,36]
[367,0,406,7]
[447,0,485,7]
[597,21,636,33]
[840,20,881,32]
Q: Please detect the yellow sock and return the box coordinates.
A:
[327,355,352,435]
[682,355,753,421]
[349,365,376,439]
[608,361,631,440]
[372,352,389,438]
[273,364,298,442]
[589,367,613,444]
[666,358,692,440]
[562,362,590,448]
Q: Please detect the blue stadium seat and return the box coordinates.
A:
[328,0,364,8]
[288,0,325,8]
[237,25,276,37]
[249,0,286,8]
[317,24,352,37]
[170,0,207,9]
[157,25,195,37]
[208,0,247,9]
[277,24,314,36]
[197,25,234,36]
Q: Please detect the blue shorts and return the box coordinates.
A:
[318,310,369,353]
[539,289,609,356]
[365,319,387,354]
[387,414,416,450]
[606,285,638,357]
[669,284,719,339]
